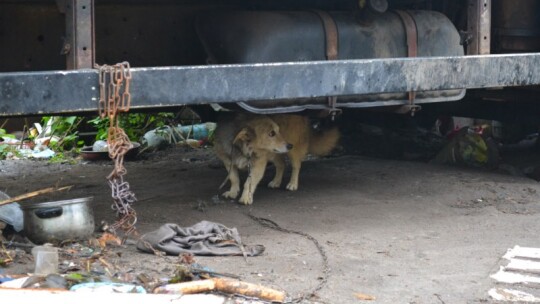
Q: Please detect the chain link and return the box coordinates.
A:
[95,62,138,235]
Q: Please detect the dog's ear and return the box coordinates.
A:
[233,127,255,144]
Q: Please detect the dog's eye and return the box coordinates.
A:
[269,130,276,137]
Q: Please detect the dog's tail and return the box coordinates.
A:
[308,127,340,156]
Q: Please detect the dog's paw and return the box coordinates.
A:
[268,180,281,189]
[238,194,253,205]
[222,190,239,199]
[286,182,298,191]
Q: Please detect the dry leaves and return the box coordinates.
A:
[89,232,122,249]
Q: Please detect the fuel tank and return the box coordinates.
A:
[196,10,465,113]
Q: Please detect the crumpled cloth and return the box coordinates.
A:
[136,221,265,256]
[0,191,23,232]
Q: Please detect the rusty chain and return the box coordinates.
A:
[246,210,330,303]
[95,62,138,236]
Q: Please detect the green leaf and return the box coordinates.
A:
[64,116,77,125]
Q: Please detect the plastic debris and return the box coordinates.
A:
[20,148,56,159]
[141,123,216,150]
[0,190,23,232]
[432,125,499,168]
[70,282,147,293]
[92,140,108,152]
[0,277,30,288]
[0,274,15,284]
[176,123,215,141]
[142,126,175,150]
[0,122,60,160]
[32,245,59,275]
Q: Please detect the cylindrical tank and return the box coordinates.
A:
[196,10,465,112]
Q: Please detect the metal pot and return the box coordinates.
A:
[22,197,95,244]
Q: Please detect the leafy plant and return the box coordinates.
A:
[0,144,21,160]
[88,112,175,142]
[48,151,78,164]
[0,128,15,139]
[87,116,109,141]
[42,116,85,151]
[0,129,17,159]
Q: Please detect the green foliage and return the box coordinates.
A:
[0,144,10,160]
[0,144,21,160]
[88,112,175,142]
[0,128,15,139]
[0,128,17,160]
[0,112,177,161]
[42,116,85,151]
[87,116,109,141]
[48,151,78,164]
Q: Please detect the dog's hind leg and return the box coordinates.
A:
[222,159,240,199]
[239,158,267,205]
[268,154,285,189]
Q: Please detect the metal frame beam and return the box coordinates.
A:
[1,53,540,116]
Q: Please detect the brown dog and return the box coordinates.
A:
[214,113,339,205]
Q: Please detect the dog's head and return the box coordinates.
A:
[233,117,292,155]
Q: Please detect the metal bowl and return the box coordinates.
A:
[81,142,140,161]
[21,197,95,244]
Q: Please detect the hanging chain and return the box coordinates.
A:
[96,62,138,236]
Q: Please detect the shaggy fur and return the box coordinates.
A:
[214,113,340,205]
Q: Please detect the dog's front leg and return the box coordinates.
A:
[222,160,241,199]
[239,158,267,205]
[268,154,285,188]
[287,154,302,191]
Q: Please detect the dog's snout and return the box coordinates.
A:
[286,143,293,150]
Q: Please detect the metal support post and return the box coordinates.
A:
[468,0,491,55]
[62,0,95,69]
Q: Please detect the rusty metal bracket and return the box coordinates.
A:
[312,10,339,61]
[64,0,95,69]
[468,0,491,55]
[394,10,421,116]
[312,10,341,119]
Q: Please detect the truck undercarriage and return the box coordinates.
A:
[0,0,539,119]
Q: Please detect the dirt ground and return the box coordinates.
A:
[2,146,540,303]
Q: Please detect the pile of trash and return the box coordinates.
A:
[0,237,281,302]
[0,186,278,303]
[78,122,216,161]
[0,222,286,303]
[432,123,500,168]
[0,120,60,160]
[0,118,217,161]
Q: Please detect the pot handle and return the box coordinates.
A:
[34,207,63,219]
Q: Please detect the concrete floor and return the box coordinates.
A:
[2,148,540,303]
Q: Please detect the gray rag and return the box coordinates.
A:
[136,221,265,256]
